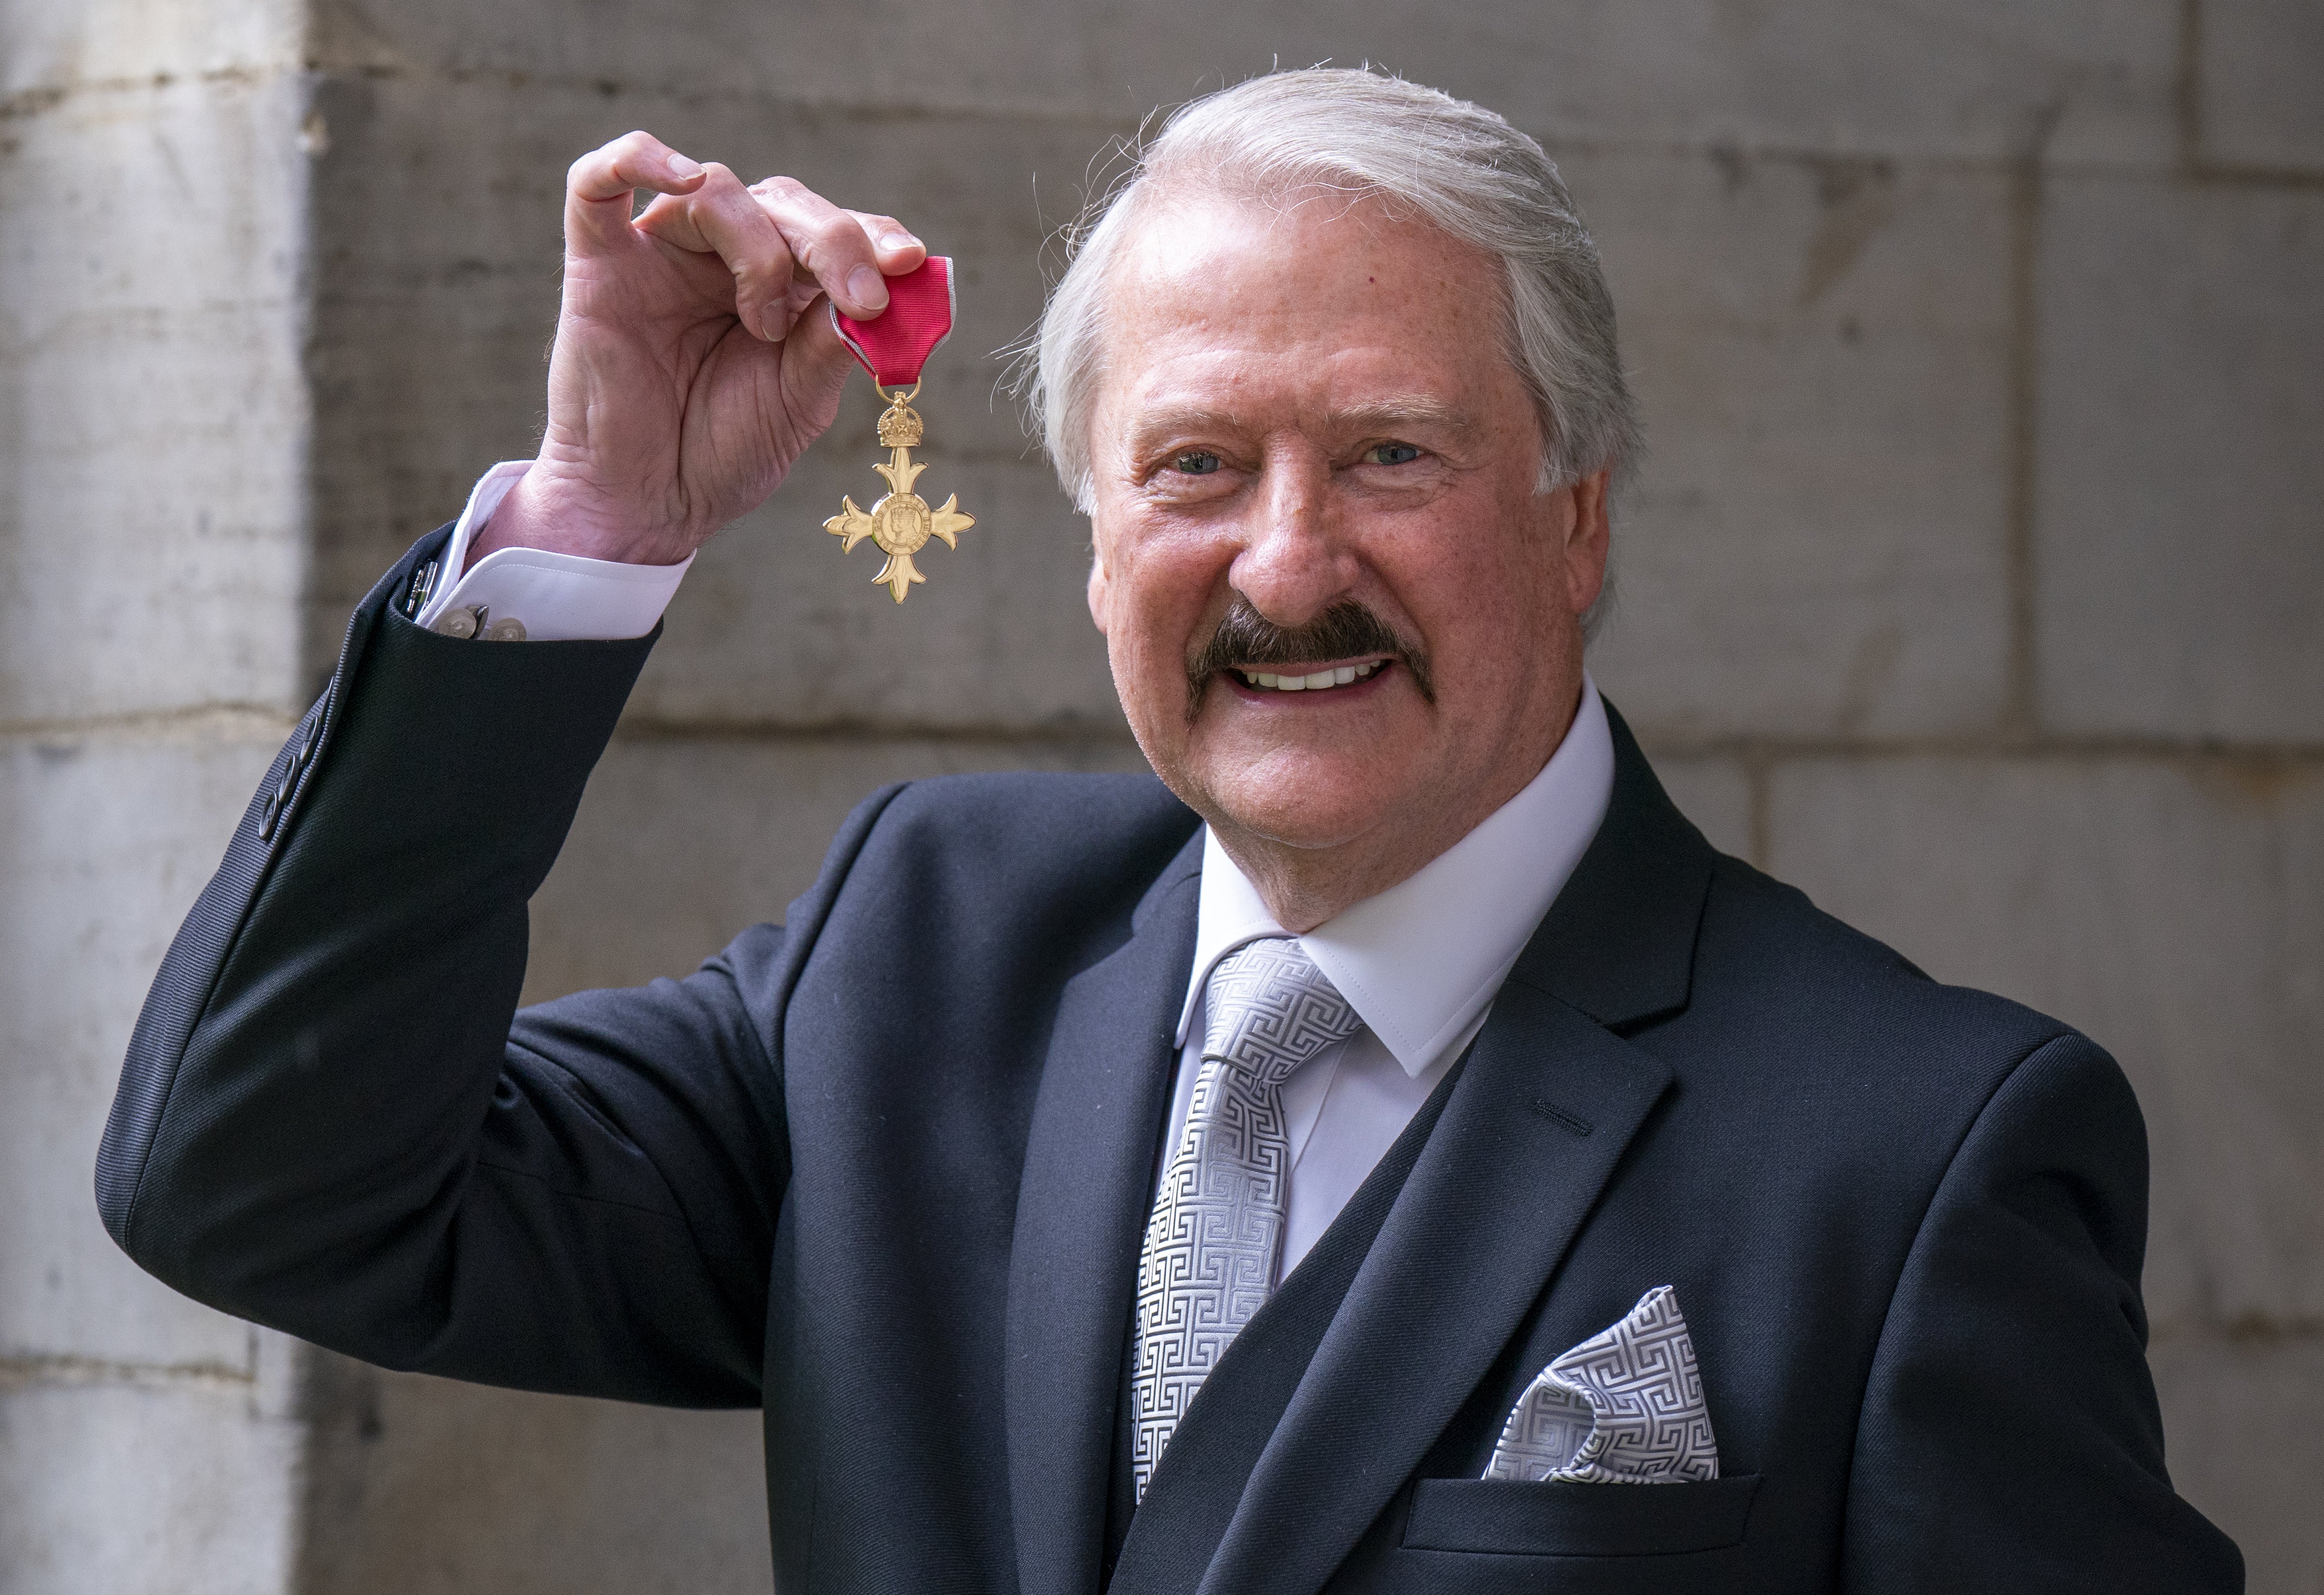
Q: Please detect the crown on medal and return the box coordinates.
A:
[876,391,925,448]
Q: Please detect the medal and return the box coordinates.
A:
[824,257,973,603]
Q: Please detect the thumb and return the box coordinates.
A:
[777,303,863,444]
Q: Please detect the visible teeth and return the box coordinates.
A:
[1237,659,1387,691]
[1236,660,1394,693]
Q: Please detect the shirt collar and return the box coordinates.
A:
[1177,676,1617,1077]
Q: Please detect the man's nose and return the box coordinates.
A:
[1228,452,1357,628]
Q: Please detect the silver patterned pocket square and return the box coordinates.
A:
[1482,1285,1719,1484]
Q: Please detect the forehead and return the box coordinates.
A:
[1093,190,1514,427]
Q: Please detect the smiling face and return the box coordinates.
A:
[1084,191,1611,928]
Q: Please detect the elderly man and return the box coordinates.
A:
[101,70,2237,1592]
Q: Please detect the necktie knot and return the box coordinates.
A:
[1200,937,1362,1091]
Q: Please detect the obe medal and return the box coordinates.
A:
[824,256,973,604]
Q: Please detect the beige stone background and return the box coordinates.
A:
[3,0,2318,1589]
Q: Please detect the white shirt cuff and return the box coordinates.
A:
[413,461,692,642]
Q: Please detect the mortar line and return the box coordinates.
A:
[0,62,298,121]
[1744,751,1774,873]
[0,1353,256,1393]
[2178,160,2324,191]
[0,705,297,742]
[2000,104,2062,739]
[1631,732,2324,764]
[2148,1312,2324,1345]
[609,717,1140,747]
[2177,0,2205,172]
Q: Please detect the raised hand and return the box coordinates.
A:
[473,130,927,569]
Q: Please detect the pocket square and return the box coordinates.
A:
[1482,1285,1719,1484]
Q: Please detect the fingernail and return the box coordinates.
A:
[849,266,888,311]
[762,303,788,340]
[882,232,919,251]
[667,153,704,179]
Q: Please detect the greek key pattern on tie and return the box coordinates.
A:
[1483,1285,1720,1484]
[1131,937,1362,1501]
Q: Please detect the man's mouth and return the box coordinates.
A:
[1185,596,1432,719]
[1232,659,1389,693]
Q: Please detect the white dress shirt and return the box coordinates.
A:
[1168,686,1613,1274]
[414,462,689,641]
[428,463,1617,1276]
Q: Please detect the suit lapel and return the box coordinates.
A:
[1199,702,1716,1595]
[1005,832,1203,1595]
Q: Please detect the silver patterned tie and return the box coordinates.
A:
[1130,936,1364,1501]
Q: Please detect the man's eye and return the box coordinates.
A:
[1365,442,1423,467]
[1171,451,1223,476]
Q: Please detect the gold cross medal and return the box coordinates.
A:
[824,256,973,603]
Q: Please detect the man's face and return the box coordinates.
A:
[1085,192,1609,883]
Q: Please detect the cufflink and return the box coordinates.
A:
[431,606,526,641]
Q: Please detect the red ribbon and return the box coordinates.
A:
[831,257,955,389]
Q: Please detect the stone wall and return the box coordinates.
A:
[0,0,317,1587]
[3,0,2316,1590]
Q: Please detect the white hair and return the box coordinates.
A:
[1019,68,1638,631]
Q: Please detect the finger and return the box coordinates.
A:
[748,176,890,320]
[845,210,929,275]
[566,130,707,249]
[635,164,799,341]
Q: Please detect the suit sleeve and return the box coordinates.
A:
[1841,1030,2243,1592]
[95,528,886,1407]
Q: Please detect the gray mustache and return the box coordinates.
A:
[1186,597,1433,713]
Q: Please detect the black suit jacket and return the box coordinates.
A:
[100,528,2240,1593]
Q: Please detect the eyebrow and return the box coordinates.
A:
[1121,395,1479,454]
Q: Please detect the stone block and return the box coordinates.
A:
[2199,0,2324,173]
[0,0,299,99]
[303,0,2177,167]
[526,731,1151,1001]
[299,1362,770,1595]
[0,75,311,722]
[0,1378,300,1595]
[1763,755,2324,1334]
[2035,175,2324,742]
[1579,146,2014,741]
[0,728,284,1368]
[2149,1332,2324,1594]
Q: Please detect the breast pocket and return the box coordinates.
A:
[1401,1475,1763,1558]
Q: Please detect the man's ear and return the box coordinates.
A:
[1563,468,1612,619]
[1086,540,1111,636]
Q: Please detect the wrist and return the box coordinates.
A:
[467,466,694,572]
